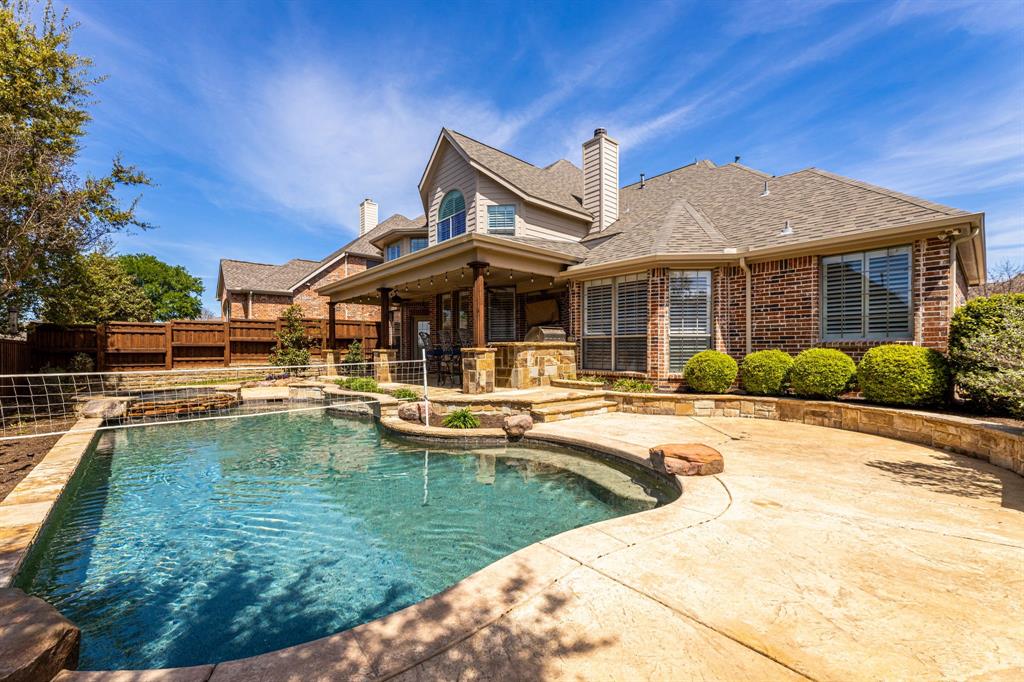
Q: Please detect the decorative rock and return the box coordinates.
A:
[649,443,724,476]
[503,414,535,441]
[397,401,422,423]
[0,588,80,681]
[79,398,128,420]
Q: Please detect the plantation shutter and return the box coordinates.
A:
[822,254,864,339]
[614,276,648,372]
[583,280,613,370]
[487,288,516,342]
[865,247,911,338]
[668,271,711,371]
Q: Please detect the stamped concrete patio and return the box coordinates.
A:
[50,412,1023,681]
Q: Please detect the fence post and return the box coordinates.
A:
[164,322,173,370]
[96,323,106,371]
[422,347,430,428]
[223,320,231,367]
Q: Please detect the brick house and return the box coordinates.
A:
[316,127,985,391]
[216,208,426,322]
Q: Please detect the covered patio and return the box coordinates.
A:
[318,233,583,393]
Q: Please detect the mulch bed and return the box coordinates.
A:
[0,435,60,502]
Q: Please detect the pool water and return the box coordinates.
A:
[18,410,674,670]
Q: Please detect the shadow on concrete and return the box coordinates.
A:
[865,452,1024,513]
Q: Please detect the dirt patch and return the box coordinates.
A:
[0,435,60,502]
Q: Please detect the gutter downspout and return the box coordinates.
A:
[247,290,253,320]
[948,227,979,316]
[739,257,752,355]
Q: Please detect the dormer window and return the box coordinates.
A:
[437,190,466,242]
[386,243,401,261]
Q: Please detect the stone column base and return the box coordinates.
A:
[462,348,496,394]
[372,349,396,383]
[324,350,340,376]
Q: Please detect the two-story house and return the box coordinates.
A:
[318,127,986,392]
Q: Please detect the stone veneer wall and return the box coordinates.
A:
[492,342,577,389]
[461,348,495,394]
[607,392,1023,477]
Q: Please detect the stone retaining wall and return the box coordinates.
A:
[607,392,1024,476]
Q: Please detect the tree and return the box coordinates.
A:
[117,253,203,321]
[269,305,311,367]
[971,259,1024,298]
[40,251,153,324]
[0,0,150,319]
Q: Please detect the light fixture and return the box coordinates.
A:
[509,269,513,280]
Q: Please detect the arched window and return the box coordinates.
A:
[437,190,466,242]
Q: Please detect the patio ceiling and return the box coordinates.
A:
[318,233,580,304]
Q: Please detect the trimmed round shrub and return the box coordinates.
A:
[684,350,738,393]
[740,350,793,396]
[949,293,1024,417]
[789,348,856,399]
[857,345,950,407]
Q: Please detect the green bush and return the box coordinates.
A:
[949,294,1024,417]
[389,387,418,400]
[340,377,379,393]
[611,378,653,393]
[442,408,480,429]
[740,350,793,396]
[684,350,738,393]
[576,375,605,384]
[269,305,311,367]
[789,348,856,399]
[343,341,364,364]
[68,352,96,373]
[857,345,950,407]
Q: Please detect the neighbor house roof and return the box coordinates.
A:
[441,130,586,217]
[577,160,974,267]
[367,213,427,248]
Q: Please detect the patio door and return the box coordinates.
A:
[413,317,431,351]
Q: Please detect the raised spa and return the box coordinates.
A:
[17,410,675,670]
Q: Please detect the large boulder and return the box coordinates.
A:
[0,588,80,681]
[397,401,423,423]
[503,414,534,441]
[648,443,724,476]
[79,398,128,420]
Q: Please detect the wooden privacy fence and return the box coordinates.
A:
[0,338,31,374]
[24,319,378,372]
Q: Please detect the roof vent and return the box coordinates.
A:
[779,220,794,236]
[761,181,770,197]
[639,172,646,189]
[734,155,741,163]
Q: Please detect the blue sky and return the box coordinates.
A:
[66,0,1023,312]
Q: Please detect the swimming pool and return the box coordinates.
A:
[17,410,674,670]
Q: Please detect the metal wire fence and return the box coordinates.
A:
[0,359,427,441]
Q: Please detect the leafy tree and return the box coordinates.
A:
[40,251,153,323]
[0,0,150,319]
[118,253,203,320]
[269,304,311,367]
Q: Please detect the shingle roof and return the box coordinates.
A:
[445,130,586,216]
[367,213,427,248]
[579,161,971,266]
[219,258,320,294]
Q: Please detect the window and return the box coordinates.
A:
[822,246,911,340]
[437,190,466,242]
[668,271,711,371]
[487,204,516,234]
[582,273,648,372]
[487,288,516,341]
[386,243,401,261]
[410,237,428,252]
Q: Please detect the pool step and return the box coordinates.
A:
[530,399,619,423]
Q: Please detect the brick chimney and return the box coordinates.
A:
[582,128,619,233]
[359,198,378,235]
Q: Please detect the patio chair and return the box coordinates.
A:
[419,332,443,382]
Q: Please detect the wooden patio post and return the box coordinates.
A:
[378,288,392,349]
[327,302,337,350]
[469,261,488,348]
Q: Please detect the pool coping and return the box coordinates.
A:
[0,419,103,588]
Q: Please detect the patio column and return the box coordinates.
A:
[469,261,488,347]
[378,287,392,349]
[327,301,337,349]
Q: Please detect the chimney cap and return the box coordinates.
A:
[594,127,607,137]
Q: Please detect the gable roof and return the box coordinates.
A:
[367,213,427,248]
[218,258,321,295]
[426,129,588,219]
[578,160,974,267]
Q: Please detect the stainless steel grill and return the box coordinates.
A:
[524,325,567,342]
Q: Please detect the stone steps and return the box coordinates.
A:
[530,398,619,423]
